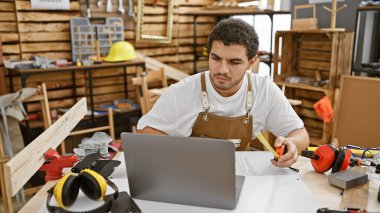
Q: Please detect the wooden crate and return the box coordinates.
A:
[273,30,354,146]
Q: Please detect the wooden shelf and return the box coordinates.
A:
[276,81,329,94]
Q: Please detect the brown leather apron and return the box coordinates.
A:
[191,72,255,151]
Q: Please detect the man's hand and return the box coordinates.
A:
[271,136,298,168]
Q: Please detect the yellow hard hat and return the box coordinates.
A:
[104,41,137,62]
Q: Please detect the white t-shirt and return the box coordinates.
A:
[137,71,304,138]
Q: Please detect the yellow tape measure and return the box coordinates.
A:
[257,132,279,158]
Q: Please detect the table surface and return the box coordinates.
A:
[19,152,380,212]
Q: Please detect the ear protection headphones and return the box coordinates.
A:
[301,144,352,173]
[46,169,118,213]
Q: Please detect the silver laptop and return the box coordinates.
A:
[121,133,245,209]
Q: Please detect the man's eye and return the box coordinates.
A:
[230,61,240,65]
[212,57,220,61]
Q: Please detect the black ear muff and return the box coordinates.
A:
[47,169,119,213]
[53,174,80,207]
[79,169,107,200]
[331,147,351,173]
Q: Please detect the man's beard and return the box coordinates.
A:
[210,73,243,90]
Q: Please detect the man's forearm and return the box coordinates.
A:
[136,126,167,135]
[286,128,309,153]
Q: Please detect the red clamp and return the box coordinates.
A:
[39,148,79,182]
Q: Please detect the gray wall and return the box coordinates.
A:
[291,0,362,30]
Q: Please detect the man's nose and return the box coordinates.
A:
[218,60,229,74]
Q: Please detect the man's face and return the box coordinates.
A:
[208,40,255,97]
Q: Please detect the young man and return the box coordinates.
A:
[137,18,309,167]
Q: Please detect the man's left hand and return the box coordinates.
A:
[271,136,298,167]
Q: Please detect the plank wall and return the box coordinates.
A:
[0,0,216,112]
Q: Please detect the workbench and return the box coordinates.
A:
[19,153,380,212]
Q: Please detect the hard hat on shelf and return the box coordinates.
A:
[104,41,137,62]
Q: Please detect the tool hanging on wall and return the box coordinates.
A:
[118,0,125,14]
[106,0,113,12]
[97,0,102,7]
[86,0,91,17]
[128,0,135,18]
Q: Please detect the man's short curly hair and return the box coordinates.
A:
[207,18,259,59]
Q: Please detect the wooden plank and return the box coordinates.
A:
[179,37,208,45]
[0,22,17,32]
[298,50,331,61]
[21,42,71,52]
[47,98,76,109]
[0,33,19,42]
[92,92,127,104]
[178,16,215,23]
[22,51,71,60]
[299,33,331,41]
[295,107,321,120]
[0,2,14,11]
[20,32,70,42]
[16,1,79,10]
[299,41,332,51]
[137,52,190,81]
[276,82,329,94]
[93,84,126,95]
[298,59,331,71]
[298,68,330,80]
[17,12,79,22]
[2,44,20,54]
[4,98,87,196]
[339,168,369,210]
[2,54,20,61]
[139,46,178,56]
[303,118,324,129]
[18,23,70,32]
[294,89,325,100]
[92,76,127,87]
[0,12,16,21]
[177,0,213,5]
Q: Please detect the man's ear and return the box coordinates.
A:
[248,55,258,69]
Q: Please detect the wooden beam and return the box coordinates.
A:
[137,52,190,81]
[15,1,79,11]
[17,12,79,22]
[18,23,70,33]
[0,12,16,21]
[4,98,87,196]
[0,22,18,32]
[21,42,71,52]
[20,32,70,42]
[0,33,19,42]
[0,2,14,11]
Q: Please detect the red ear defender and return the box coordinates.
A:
[331,147,351,173]
[301,144,352,173]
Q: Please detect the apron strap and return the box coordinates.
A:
[200,73,210,121]
[244,72,253,124]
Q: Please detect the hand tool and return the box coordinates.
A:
[128,0,135,18]
[106,0,113,12]
[86,0,91,17]
[118,0,125,14]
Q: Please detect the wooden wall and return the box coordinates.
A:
[0,0,216,112]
